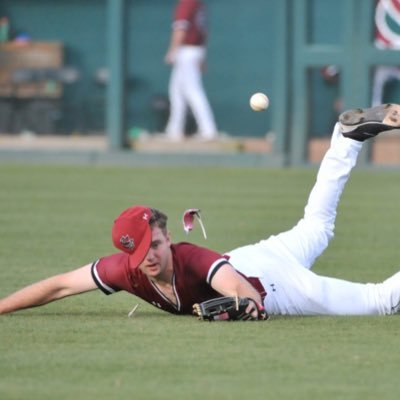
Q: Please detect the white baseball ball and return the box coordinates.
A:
[250,92,269,111]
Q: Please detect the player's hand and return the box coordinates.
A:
[164,50,176,65]
[200,59,207,73]
[245,298,261,319]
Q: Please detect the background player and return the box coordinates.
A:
[164,0,218,141]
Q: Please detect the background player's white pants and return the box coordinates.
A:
[165,46,217,140]
[227,125,399,316]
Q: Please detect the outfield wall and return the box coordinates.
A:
[1,0,399,164]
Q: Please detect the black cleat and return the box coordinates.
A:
[339,104,400,141]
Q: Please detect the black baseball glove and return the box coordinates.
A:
[193,296,269,321]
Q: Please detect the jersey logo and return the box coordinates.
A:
[120,235,135,250]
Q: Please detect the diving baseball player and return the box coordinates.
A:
[1,104,400,318]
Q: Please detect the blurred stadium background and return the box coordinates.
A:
[1,0,400,166]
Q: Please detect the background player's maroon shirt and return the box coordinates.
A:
[173,0,207,46]
[92,242,266,315]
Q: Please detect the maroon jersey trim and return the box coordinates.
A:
[173,21,189,31]
[148,273,181,311]
[206,258,230,284]
[91,260,118,295]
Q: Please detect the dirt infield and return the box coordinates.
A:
[1,130,400,166]
[0,133,282,167]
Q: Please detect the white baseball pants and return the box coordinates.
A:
[165,46,217,140]
[228,124,400,315]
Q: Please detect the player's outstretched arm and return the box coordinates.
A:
[0,264,97,315]
[210,263,262,305]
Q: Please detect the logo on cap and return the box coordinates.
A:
[120,235,135,251]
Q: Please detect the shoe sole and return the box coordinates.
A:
[339,104,400,133]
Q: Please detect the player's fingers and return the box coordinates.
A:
[245,302,258,319]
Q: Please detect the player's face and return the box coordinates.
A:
[138,226,172,279]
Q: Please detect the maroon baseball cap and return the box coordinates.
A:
[112,206,153,269]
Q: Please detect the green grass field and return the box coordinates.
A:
[1,164,400,400]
